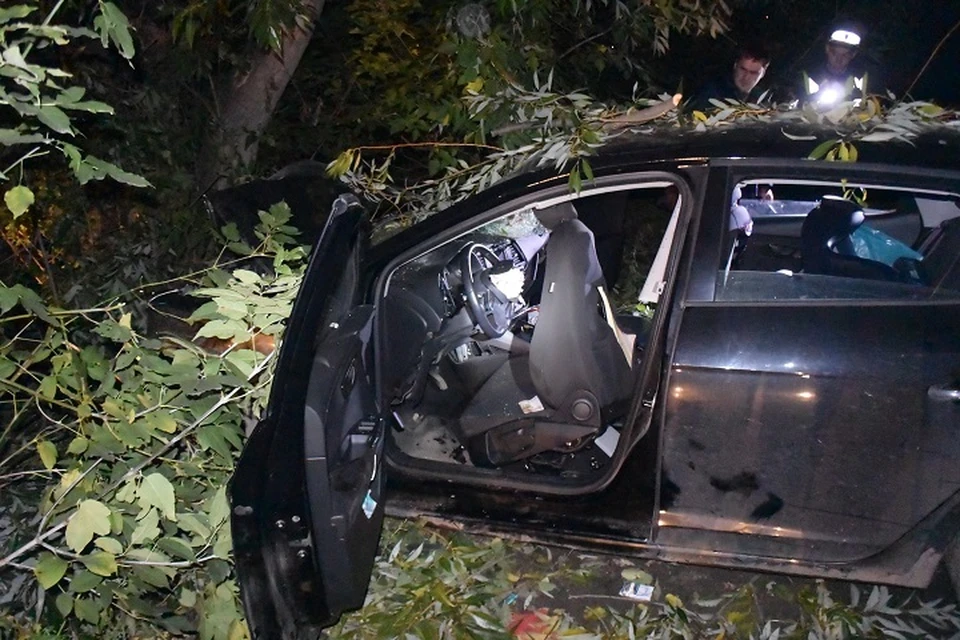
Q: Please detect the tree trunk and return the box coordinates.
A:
[196,0,325,192]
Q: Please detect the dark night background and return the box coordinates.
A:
[660,0,960,106]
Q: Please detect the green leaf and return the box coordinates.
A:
[807,139,838,160]
[199,582,243,640]
[13,285,53,322]
[38,375,57,400]
[94,536,123,554]
[37,440,57,469]
[105,161,152,187]
[74,596,102,624]
[55,592,73,617]
[158,537,196,561]
[178,513,211,539]
[581,158,594,181]
[146,412,178,434]
[232,269,262,285]
[195,319,247,340]
[59,86,86,103]
[81,551,117,577]
[133,565,170,588]
[37,106,73,135]
[131,507,162,545]
[138,472,177,521]
[69,570,102,593]
[126,548,172,564]
[67,436,89,455]
[66,499,112,553]
[95,2,136,60]
[179,589,197,608]
[621,568,653,584]
[0,358,14,380]
[68,100,115,115]
[4,185,34,219]
[0,286,18,315]
[34,552,69,589]
[214,297,250,320]
[0,6,36,24]
[93,319,133,343]
[208,486,230,529]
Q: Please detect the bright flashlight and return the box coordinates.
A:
[817,86,841,106]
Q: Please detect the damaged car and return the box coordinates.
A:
[228,126,960,638]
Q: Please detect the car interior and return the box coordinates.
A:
[378,184,677,487]
[718,181,960,301]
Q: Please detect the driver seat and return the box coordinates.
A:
[457,204,633,466]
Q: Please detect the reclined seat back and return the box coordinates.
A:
[529,218,633,423]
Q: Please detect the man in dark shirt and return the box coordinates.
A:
[689,43,771,112]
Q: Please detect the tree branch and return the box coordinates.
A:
[601,94,683,128]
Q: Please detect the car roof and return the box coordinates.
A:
[369,121,960,255]
[595,122,960,171]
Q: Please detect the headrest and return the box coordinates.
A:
[535,202,578,230]
[804,196,865,245]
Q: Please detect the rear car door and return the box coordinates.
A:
[658,161,960,584]
[230,195,385,638]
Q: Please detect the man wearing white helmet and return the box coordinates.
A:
[801,27,870,107]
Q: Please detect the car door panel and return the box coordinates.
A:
[660,303,960,563]
[304,305,383,617]
[230,195,383,638]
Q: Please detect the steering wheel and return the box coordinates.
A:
[460,244,513,338]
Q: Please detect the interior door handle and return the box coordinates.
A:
[928,384,960,402]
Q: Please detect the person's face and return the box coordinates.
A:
[825,42,857,74]
[733,56,767,94]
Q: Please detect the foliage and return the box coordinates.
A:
[172,0,310,55]
[328,82,960,238]
[0,204,305,637]
[327,518,960,639]
[258,0,733,176]
[0,1,147,221]
[0,1,209,309]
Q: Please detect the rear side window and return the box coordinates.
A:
[715,180,960,302]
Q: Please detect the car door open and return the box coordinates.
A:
[230,194,385,639]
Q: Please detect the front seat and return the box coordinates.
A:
[801,195,900,281]
[457,203,634,466]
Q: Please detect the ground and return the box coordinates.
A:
[330,517,960,639]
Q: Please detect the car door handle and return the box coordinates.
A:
[928,384,960,402]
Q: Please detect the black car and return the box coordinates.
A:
[228,126,960,638]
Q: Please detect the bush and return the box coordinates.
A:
[0,204,304,638]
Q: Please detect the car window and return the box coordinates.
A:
[716,180,960,302]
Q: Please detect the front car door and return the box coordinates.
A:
[230,195,385,638]
[658,160,960,585]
